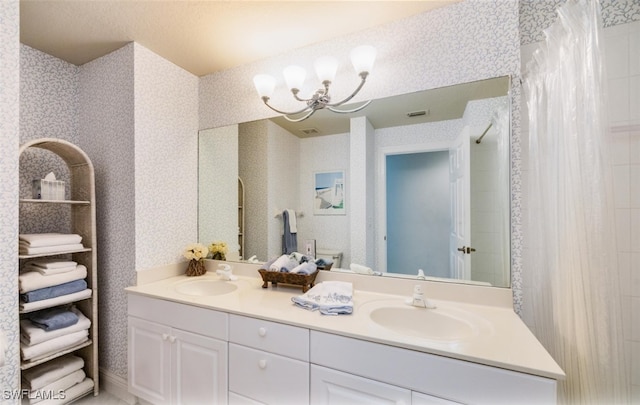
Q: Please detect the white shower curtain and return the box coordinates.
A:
[523,0,628,403]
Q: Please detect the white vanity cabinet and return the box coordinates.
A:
[127,295,228,404]
[228,314,310,405]
[310,331,557,405]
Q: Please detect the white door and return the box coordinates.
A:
[310,365,411,405]
[173,329,228,405]
[128,317,172,404]
[412,391,463,405]
[449,127,471,280]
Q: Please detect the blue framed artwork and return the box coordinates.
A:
[314,170,345,215]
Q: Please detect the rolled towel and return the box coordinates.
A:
[28,306,79,331]
[21,354,84,390]
[19,233,82,247]
[19,265,87,293]
[21,329,89,361]
[259,257,277,271]
[20,289,92,313]
[21,307,90,345]
[268,254,298,273]
[290,261,317,275]
[350,263,374,275]
[315,258,334,267]
[21,279,87,303]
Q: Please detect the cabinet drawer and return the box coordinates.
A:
[229,314,309,361]
[310,331,556,405]
[128,294,228,340]
[229,343,309,405]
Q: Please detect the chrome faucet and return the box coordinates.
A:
[406,284,436,309]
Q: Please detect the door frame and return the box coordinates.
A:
[375,141,452,273]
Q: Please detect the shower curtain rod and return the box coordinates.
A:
[475,123,493,144]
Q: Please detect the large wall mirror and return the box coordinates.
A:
[199,76,512,288]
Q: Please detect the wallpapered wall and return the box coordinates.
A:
[0,0,20,398]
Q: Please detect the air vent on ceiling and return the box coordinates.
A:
[406,109,430,118]
[300,128,320,135]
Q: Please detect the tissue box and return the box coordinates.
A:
[32,179,65,200]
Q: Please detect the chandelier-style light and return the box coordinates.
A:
[253,45,377,122]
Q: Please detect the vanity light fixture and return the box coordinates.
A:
[253,45,377,122]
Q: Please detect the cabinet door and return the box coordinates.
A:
[128,317,172,404]
[311,365,411,405]
[173,328,228,405]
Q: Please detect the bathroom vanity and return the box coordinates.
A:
[126,262,563,405]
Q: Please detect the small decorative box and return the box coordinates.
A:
[32,172,65,200]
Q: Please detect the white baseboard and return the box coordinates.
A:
[99,368,137,405]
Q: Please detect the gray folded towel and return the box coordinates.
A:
[20,279,87,303]
[28,306,79,331]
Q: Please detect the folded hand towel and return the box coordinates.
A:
[291,281,353,315]
[24,260,77,276]
[27,306,79,331]
[268,254,298,272]
[290,261,317,275]
[19,233,83,247]
[19,243,84,256]
[21,307,90,345]
[21,279,87,303]
[286,209,297,233]
[37,377,94,405]
[19,265,87,293]
[28,369,86,404]
[20,289,92,313]
[21,329,89,361]
[350,263,374,275]
[21,354,84,390]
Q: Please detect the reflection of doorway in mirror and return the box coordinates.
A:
[314,171,346,215]
[385,151,452,278]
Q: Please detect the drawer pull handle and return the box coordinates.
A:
[162,333,169,341]
[168,335,176,343]
[258,327,267,337]
[258,359,267,369]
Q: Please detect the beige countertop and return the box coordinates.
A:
[125,261,565,381]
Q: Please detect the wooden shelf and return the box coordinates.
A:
[20,198,91,205]
[20,340,93,371]
[19,248,92,260]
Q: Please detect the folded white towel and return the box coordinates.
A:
[37,377,94,405]
[291,281,354,315]
[286,209,297,233]
[21,329,89,361]
[19,265,87,293]
[20,289,92,313]
[350,263,374,275]
[22,355,84,390]
[21,307,91,346]
[19,233,82,247]
[28,369,86,404]
[25,260,77,276]
[19,243,85,256]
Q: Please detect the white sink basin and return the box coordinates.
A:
[174,279,238,296]
[361,300,491,342]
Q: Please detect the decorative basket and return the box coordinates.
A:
[258,269,319,293]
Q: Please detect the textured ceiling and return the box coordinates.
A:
[20,0,459,77]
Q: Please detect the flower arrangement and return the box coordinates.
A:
[209,241,228,261]
[183,243,209,276]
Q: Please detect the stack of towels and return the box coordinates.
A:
[19,259,91,312]
[19,233,84,256]
[20,305,91,363]
[21,354,94,404]
[291,281,354,315]
[262,252,318,275]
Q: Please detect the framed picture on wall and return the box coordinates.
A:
[314,170,346,215]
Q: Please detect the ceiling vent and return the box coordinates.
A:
[406,109,429,118]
